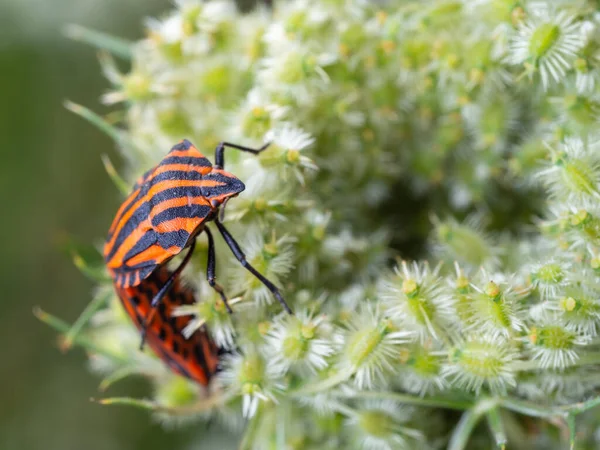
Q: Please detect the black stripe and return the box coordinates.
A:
[132,167,154,190]
[108,167,156,239]
[106,186,205,261]
[154,342,193,379]
[140,283,155,303]
[107,187,144,240]
[151,204,211,228]
[137,265,157,286]
[160,156,211,167]
[108,169,203,242]
[150,186,205,205]
[171,139,193,151]
[118,230,158,265]
[200,173,245,198]
[193,341,211,380]
[147,170,204,184]
[157,229,191,251]
[159,326,167,341]
[106,201,152,261]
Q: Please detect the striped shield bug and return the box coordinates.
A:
[104,139,293,347]
[116,266,221,385]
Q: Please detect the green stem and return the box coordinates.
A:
[332,402,355,417]
[289,370,352,396]
[101,154,131,195]
[96,392,230,416]
[501,410,532,450]
[64,101,124,144]
[567,413,576,450]
[499,397,564,419]
[511,352,600,372]
[563,396,600,415]
[333,390,474,410]
[62,291,110,350]
[448,398,498,450]
[63,24,132,58]
[486,407,507,449]
[99,366,148,391]
[238,407,261,450]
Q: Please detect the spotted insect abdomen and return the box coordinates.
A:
[116,267,220,386]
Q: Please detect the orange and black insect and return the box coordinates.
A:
[116,266,221,385]
[104,139,292,347]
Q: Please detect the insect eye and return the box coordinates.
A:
[210,199,220,208]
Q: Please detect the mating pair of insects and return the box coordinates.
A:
[106,139,292,385]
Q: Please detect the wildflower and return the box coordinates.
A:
[462,89,520,152]
[255,123,318,185]
[431,214,499,269]
[172,291,237,349]
[227,229,295,307]
[397,344,447,395]
[509,7,585,89]
[259,42,335,99]
[443,334,518,394]
[228,88,288,142]
[527,318,589,369]
[219,351,285,418]
[528,259,570,300]
[537,136,600,208]
[558,286,600,336]
[335,306,412,389]
[380,261,455,343]
[265,310,333,374]
[465,272,527,340]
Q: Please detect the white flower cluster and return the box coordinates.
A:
[61,0,600,448]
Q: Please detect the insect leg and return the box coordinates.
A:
[204,227,233,314]
[139,240,197,350]
[214,219,293,314]
[214,141,270,169]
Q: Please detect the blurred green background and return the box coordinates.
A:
[0,1,230,449]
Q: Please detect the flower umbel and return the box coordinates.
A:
[51,0,600,447]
